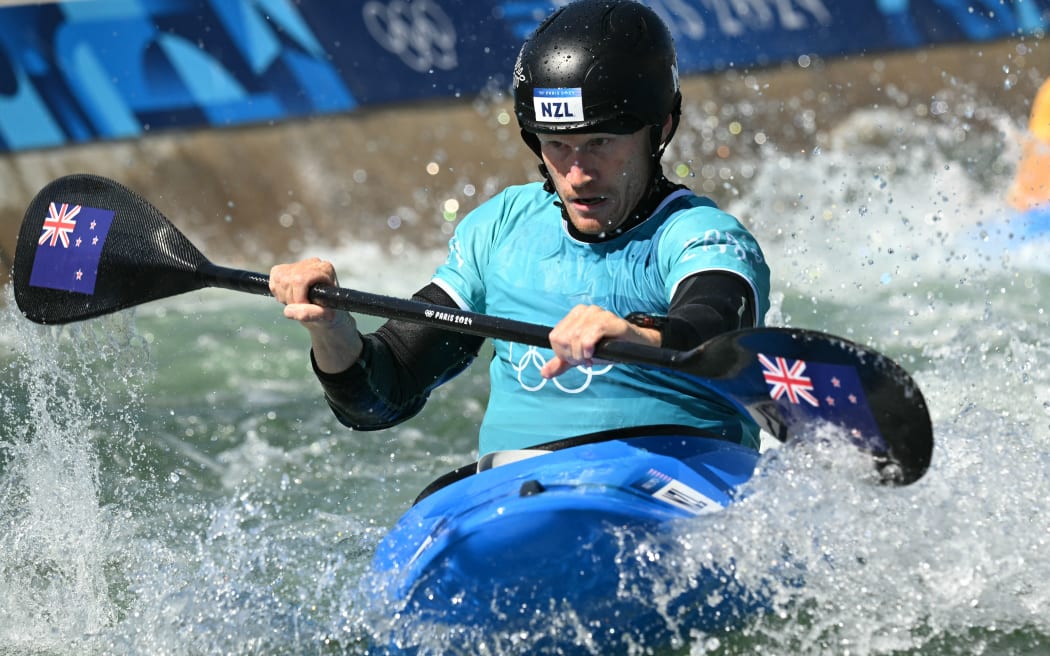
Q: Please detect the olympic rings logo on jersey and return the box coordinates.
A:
[362,0,457,73]
[508,344,613,394]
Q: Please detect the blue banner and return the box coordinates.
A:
[0,0,1046,152]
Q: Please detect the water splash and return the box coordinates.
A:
[0,290,147,652]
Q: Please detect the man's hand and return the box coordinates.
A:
[541,304,660,379]
[269,258,362,373]
[270,257,342,325]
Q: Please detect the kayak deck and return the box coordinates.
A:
[370,433,768,650]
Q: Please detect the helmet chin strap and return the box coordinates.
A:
[653,91,683,166]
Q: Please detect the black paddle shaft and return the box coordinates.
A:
[198,262,690,370]
[13,174,934,484]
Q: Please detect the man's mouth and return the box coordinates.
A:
[572,196,607,207]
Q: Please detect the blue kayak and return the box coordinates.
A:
[997,204,1050,244]
[370,427,768,651]
[971,204,1050,259]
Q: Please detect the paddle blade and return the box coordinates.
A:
[14,174,210,324]
[679,328,933,485]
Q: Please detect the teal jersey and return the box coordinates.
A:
[433,182,771,455]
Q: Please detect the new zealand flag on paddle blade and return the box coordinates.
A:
[759,353,887,452]
[28,202,115,295]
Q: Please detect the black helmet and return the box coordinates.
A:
[513,0,681,145]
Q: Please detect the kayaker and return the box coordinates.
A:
[269,0,771,456]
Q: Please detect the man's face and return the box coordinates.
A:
[536,127,655,236]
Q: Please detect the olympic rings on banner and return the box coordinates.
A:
[362,0,457,73]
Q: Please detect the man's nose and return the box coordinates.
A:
[566,151,594,184]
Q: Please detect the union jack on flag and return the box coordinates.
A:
[755,351,887,451]
[38,202,81,248]
[759,354,819,406]
[29,202,115,294]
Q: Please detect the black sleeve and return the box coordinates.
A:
[312,283,484,431]
[660,271,757,351]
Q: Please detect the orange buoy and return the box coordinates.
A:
[1007,78,1050,211]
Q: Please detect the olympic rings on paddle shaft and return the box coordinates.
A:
[362,0,457,73]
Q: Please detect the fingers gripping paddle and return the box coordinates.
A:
[13,174,933,484]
